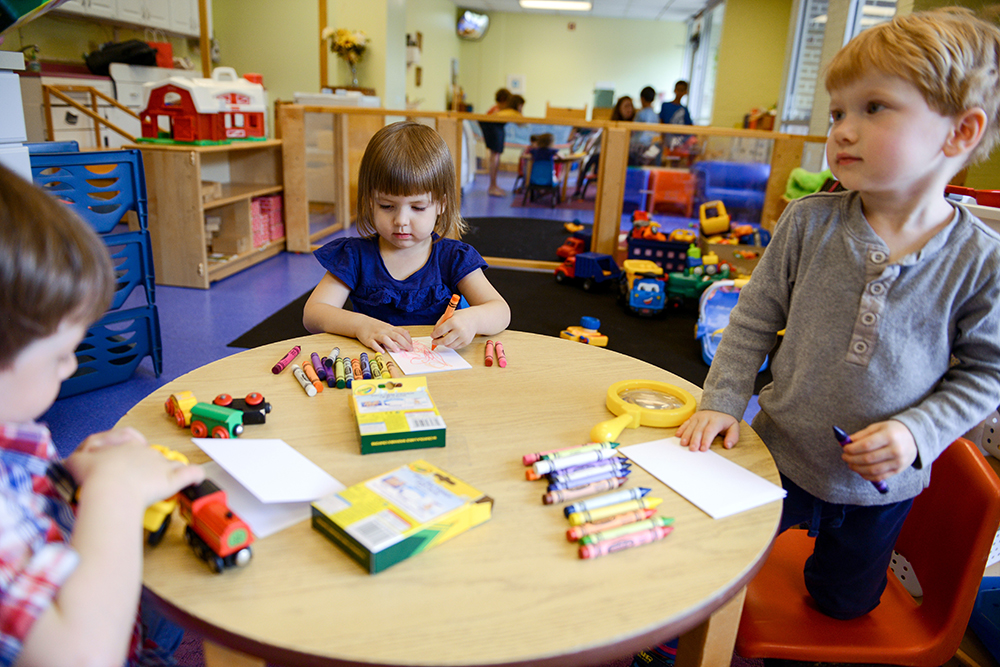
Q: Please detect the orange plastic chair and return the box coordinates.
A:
[645,169,695,218]
[736,437,1000,666]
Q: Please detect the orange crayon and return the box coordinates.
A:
[385,358,403,378]
[302,361,323,393]
[351,358,363,380]
[432,293,460,350]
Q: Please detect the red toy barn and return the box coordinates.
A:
[140,67,266,143]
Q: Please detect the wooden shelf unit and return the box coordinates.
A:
[132,139,285,289]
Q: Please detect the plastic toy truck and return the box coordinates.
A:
[619,259,667,317]
[554,252,621,291]
[556,229,592,259]
[560,316,608,346]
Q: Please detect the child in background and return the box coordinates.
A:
[304,121,510,353]
[0,164,205,665]
[481,88,511,197]
[677,6,1000,623]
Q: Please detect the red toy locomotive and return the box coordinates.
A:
[177,479,254,573]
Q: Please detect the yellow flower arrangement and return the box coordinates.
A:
[321,27,369,65]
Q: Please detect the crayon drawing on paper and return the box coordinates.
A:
[388,337,472,375]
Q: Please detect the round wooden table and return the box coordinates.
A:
[121,330,781,667]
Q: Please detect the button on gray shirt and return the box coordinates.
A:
[701,191,1000,505]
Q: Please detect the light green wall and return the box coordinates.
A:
[404,0,461,111]
[712,0,793,128]
[457,12,688,119]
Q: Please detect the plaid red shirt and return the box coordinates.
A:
[0,422,175,667]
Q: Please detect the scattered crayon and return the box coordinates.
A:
[342,356,353,388]
[272,345,300,374]
[351,358,363,380]
[495,341,507,368]
[566,508,657,542]
[291,364,317,397]
[532,448,622,475]
[485,340,495,366]
[547,468,631,492]
[578,516,675,546]
[568,498,662,526]
[302,361,324,393]
[564,487,652,518]
[542,477,628,505]
[334,356,346,389]
[360,353,372,380]
[578,525,674,559]
[523,441,619,466]
[370,355,383,379]
[311,352,326,380]
[385,358,403,378]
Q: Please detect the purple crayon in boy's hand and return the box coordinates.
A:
[833,426,889,494]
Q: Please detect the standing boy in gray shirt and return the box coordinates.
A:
[676,8,1000,620]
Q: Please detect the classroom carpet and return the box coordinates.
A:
[461,216,587,262]
[227,267,774,394]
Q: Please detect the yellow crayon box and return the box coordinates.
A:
[310,460,494,574]
[350,377,446,455]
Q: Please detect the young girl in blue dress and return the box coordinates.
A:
[303,121,511,353]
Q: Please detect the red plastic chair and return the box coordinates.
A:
[736,438,1000,666]
[645,169,695,217]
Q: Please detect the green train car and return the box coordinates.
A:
[189,402,244,438]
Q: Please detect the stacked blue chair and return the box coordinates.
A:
[622,167,650,213]
[27,144,162,398]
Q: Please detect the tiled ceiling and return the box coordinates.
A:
[452,0,713,22]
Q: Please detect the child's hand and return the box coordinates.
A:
[838,420,917,483]
[675,410,740,451]
[357,321,412,354]
[431,309,476,350]
[64,428,205,507]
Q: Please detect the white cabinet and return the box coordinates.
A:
[169,0,200,38]
[117,0,170,31]
[54,0,205,37]
[57,0,117,18]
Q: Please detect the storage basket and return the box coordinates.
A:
[30,149,148,233]
[626,236,689,274]
[58,305,162,399]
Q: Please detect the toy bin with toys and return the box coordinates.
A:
[697,201,770,278]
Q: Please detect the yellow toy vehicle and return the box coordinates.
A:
[143,444,190,546]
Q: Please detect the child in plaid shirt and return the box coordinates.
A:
[0,164,204,666]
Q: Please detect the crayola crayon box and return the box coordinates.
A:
[350,377,446,455]
[310,460,493,573]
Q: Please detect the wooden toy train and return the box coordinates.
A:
[164,390,271,438]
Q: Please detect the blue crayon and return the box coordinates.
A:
[564,487,652,517]
[548,469,631,492]
[360,353,372,380]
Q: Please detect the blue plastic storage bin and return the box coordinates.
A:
[29,149,148,233]
[970,576,1000,662]
[623,167,650,213]
[104,229,156,310]
[25,141,80,154]
[58,305,162,399]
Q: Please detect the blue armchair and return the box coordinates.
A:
[691,161,770,221]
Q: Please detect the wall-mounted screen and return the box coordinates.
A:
[457,10,490,41]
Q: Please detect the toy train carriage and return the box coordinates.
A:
[189,402,243,438]
[213,392,271,425]
[178,479,254,573]
[140,67,266,144]
[165,390,198,427]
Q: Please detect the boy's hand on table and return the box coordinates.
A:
[839,420,917,483]
[358,322,412,354]
[676,410,740,452]
[65,428,205,507]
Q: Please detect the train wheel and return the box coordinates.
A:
[174,410,186,428]
[209,555,224,574]
[184,526,195,546]
[147,515,171,547]
[212,426,230,439]
[191,421,207,438]
[164,398,174,416]
[213,393,232,407]
[234,547,253,567]
[244,392,263,406]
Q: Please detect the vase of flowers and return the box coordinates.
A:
[322,27,369,87]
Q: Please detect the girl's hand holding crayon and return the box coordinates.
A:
[431,307,478,350]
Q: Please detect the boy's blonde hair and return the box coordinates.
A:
[355,121,466,239]
[826,8,1000,164]
[0,165,114,369]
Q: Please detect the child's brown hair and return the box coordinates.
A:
[826,7,1000,164]
[536,133,554,149]
[355,121,466,239]
[0,164,114,369]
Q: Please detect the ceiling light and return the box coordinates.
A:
[519,1,592,11]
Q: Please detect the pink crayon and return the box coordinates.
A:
[495,342,507,368]
[542,476,627,505]
[271,345,300,374]
[579,525,674,559]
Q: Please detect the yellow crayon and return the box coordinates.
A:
[370,354,383,379]
[568,498,663,526]
[334,356,346,388]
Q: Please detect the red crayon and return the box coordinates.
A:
[567,508,656,542]
[485,340,495,367]
[578,525,674,559]
[495,342,507,368]
[272,345,300,374]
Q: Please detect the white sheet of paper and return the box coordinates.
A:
[192,438,344,503]
[619,437,786,519]
[200,461,328,539]
[387,336,472,374]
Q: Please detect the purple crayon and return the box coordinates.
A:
[548,468,631,492]
[833,426,889,494]
[312,353,327,381]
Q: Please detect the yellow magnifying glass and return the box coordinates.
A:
[590,380,697,444]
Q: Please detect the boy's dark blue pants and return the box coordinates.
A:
[778,473,913,620]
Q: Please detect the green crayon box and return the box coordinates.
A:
[350,376,446,454]
[310,460,494,573]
